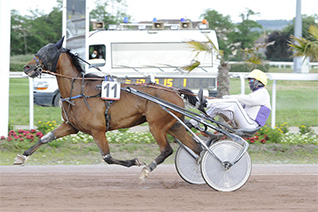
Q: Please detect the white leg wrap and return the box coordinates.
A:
[40,132,56,144]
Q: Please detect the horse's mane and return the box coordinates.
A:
[65,49,109,79]
[66,49,85,74]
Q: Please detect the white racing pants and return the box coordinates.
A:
[190,99,259,129]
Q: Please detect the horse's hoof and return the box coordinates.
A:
[139,167,150,181]
[13,154,28,165]
[135,158,146,166]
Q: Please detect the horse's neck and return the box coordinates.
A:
[55,53,81,98]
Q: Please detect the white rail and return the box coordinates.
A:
[228,61,318,69]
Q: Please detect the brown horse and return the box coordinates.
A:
[14,37,201,179]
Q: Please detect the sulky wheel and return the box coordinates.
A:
[175,146,205,185]
[200,140,251,192]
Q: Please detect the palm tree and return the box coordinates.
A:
[182,37,230,98]
[183,37,273,97]
[182,36,223,72]
[289,25,318,61]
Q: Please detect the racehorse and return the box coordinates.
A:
[14,37,201,179]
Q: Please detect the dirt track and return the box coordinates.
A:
[1,164,317,212]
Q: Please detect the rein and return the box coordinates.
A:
[41,69,105,81]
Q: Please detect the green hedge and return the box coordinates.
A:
[10,63,25,72]
[10,54,33,72]
[229,63,270,72]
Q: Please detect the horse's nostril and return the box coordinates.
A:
[24,65,30,70]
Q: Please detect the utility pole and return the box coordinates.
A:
[293,0,302,73]
[293,0,309,73]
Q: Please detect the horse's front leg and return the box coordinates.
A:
[92,131,145,167]
[13,122,78,165]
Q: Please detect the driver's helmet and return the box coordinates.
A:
[247,69,267,86]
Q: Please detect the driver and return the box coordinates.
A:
[189,69,271,129]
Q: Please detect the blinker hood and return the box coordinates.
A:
[35,36,65,72]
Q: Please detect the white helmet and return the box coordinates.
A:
[247,69,267,86]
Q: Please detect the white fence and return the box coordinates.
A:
[268,61,318,69]
[228,61,318,69]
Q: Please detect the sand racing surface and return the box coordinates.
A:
[1,164,317,212]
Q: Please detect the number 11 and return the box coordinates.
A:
[104,83,118,98]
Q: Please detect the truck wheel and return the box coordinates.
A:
[54,93,62,107]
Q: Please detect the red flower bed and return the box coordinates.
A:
[1,129,43,142]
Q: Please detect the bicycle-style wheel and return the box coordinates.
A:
[200,140,251,192]
[175,146,205,185]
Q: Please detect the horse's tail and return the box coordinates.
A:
[177,88,198,107]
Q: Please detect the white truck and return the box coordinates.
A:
[33,22,220,106]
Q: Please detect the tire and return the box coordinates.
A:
[53,93,62,107]
[175,146,205,185]
[200,140,251,192]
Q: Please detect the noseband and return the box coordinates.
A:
[32,56,44,77]
[23,56,44,78]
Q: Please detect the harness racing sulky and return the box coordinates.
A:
[14,37,261,192]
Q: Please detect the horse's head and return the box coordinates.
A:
[24,37,65,78]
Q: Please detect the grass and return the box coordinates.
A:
[9,78,62,127]
[248,144,318,164]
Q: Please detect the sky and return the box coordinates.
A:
[11,0,317,23]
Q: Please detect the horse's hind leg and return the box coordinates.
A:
[13,122,78,165]
[91,130,144,167]
[139,126,173,180]
[167,122,202,155]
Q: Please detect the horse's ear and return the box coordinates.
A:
[55,36,65,49]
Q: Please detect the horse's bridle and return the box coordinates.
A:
[23,56,44,78]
